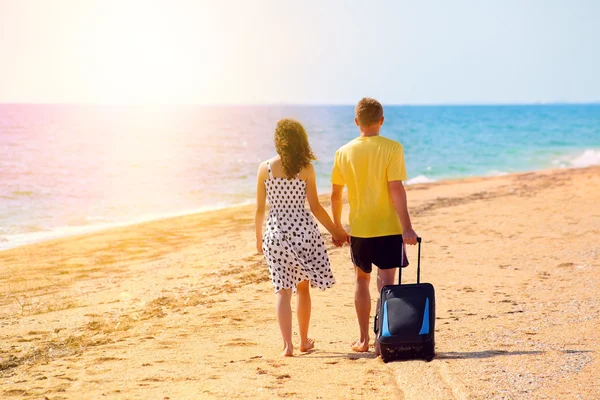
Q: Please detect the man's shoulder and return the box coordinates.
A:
[335,136,403,155]
[378,135,403,149]
[335,138,360,153]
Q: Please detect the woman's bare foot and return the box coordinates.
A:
[351,339,369,352]
[281,343,293,357]
[300,338,315,352]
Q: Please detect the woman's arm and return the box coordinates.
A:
[304,164,349,244]
[255,163,267,254]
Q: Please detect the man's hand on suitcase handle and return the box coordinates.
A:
[402,228,419,245]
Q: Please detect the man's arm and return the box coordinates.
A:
[331,184,345,229]
[388,180,418,245]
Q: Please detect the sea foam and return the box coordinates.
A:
[552,149,600,169]
[568,149,600,168]
[406,175,436,185]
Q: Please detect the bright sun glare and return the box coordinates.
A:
[89,3,221,105]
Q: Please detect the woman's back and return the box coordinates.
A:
[264,159,308,215]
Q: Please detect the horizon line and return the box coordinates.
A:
[1,101,600,107]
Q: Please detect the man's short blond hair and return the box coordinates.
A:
[355,97,383,126]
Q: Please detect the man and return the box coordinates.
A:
[331,97,418,353]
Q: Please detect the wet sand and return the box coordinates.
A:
[1,166,599,399]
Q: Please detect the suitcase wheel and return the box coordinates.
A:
[380,347,392,363]
[422,339,435,362]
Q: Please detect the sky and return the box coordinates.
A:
[0,0,599,105]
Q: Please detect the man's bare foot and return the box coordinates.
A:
[351,339,369,352]
[281,344,293,357]
[300,338,315,352]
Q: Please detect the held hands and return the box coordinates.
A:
[257,228,349,253]
[332,227,350,247]
[402,227,418,245]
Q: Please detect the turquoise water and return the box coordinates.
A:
[1,104,599,250]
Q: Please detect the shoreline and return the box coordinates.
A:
[1,164,598,398]
[0,200,256,253]
[2,164,598,253]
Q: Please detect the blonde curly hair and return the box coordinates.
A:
[274,118,316,178]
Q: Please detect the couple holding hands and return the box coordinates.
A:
[255,97,418,357]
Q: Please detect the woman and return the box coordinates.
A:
[255,118,348,356]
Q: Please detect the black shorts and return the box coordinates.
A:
[350,234,409,274]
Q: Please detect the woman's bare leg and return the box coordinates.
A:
[296,280,314,352]
[276,288,293,356]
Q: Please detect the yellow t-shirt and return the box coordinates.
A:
[331,135,407,238]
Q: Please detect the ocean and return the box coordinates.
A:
[1,104,599,251]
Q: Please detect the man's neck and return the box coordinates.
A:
[359,123,381,137]
[360,130,380,137]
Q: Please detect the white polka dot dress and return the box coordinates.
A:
[262,161,336,293]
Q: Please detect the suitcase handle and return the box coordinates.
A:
[398,237,422,285]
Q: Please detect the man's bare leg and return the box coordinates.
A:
[352,266,371,352]
[374,268,396,355]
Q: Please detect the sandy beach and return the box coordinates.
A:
[1,166,599,399]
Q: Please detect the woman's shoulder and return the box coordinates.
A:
[257,157,280,178]
[258,157,278,168]
[256,159,269,178]
[298,162,315,179]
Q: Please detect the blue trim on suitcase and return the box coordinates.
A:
[381,301,391,337]
[419,298,430,335]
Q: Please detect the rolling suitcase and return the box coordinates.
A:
[374,237,435,362]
